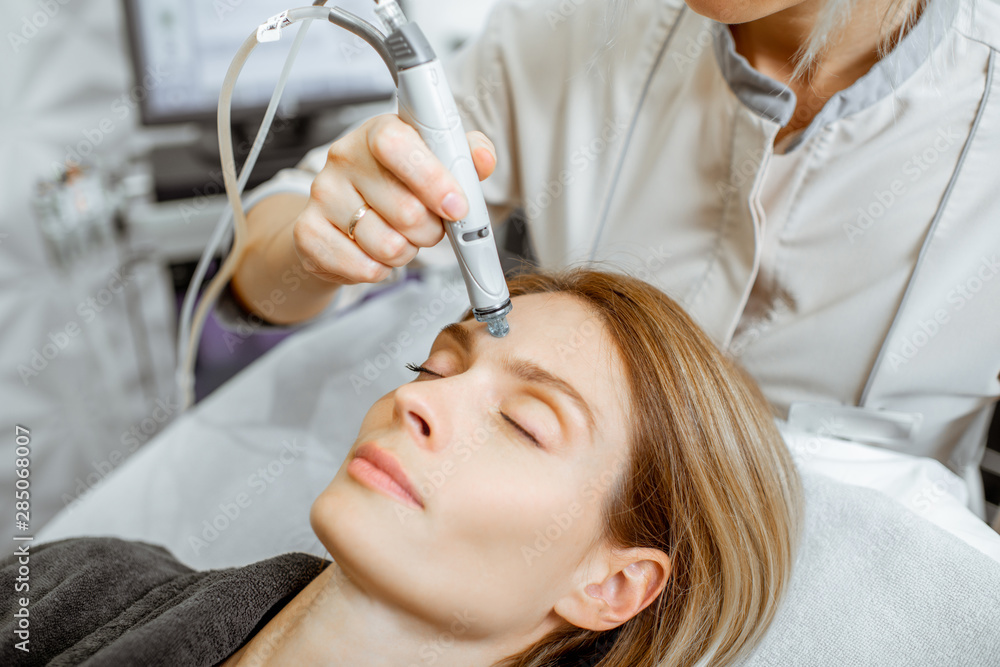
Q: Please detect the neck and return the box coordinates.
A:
[730,0,920,142]
[221,561,528,667]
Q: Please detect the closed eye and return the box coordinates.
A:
[405,362,441,378]
[500,411,542,448]
[405,362,542,448]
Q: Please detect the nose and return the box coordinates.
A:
[393,382,448,451]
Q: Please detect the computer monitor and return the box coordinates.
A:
[122,0,396,126]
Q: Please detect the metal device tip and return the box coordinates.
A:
[486,316,509,338]
[474,299,512,338]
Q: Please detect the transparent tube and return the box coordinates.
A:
[374,0,407,31]
[178,2,402,410]
[177,5,333,409]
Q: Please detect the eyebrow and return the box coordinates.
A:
[438,323,597,432]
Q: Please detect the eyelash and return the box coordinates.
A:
[500,412,543,449]
[404,362,439,380]
[404,362,543,448]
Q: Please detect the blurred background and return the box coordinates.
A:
[0,0,502,532]
[2,0,998,538]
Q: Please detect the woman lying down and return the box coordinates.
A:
[2,268,803,667]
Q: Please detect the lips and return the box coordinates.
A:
[352,442,424,508]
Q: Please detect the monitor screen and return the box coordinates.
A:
[122,0,396,125]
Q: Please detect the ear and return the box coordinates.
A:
[552,547,671,632]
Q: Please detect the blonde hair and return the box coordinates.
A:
[470,268,803,667]
[790,0,928,80]
[600,0,930,81]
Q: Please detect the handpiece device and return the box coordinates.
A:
[374,0,512,337]
[179,1,511,409]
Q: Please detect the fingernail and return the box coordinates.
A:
[474,147,496,169]
[442,192,467,220]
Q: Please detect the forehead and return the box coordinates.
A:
[446,292,628,437]
[498,292,609,361]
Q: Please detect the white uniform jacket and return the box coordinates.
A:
[248,0,1000,515]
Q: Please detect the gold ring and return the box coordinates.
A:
[347,203,371,241]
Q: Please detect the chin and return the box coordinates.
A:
[309,487,337,556]
[308,479,445,620]
[308,472,364,559]
[684,0,792,24]
[308,467,414,565]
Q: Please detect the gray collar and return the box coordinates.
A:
[711,0,959,151]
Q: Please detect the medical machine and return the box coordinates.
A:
[122,0,396,200]
[178,0,512,408]
[122,0,394,126]
[32,164,117,269]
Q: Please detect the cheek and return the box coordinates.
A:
[439,455,601,577]
[356,394,395,433]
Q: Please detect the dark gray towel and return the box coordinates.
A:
[1,536,329,666]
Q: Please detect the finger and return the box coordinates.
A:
[351,160,447,249]
[293,204,393,285]
[311,162,440,255]
[367,116,470,222]
[467,131,497,181]
[343,196,420,268]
